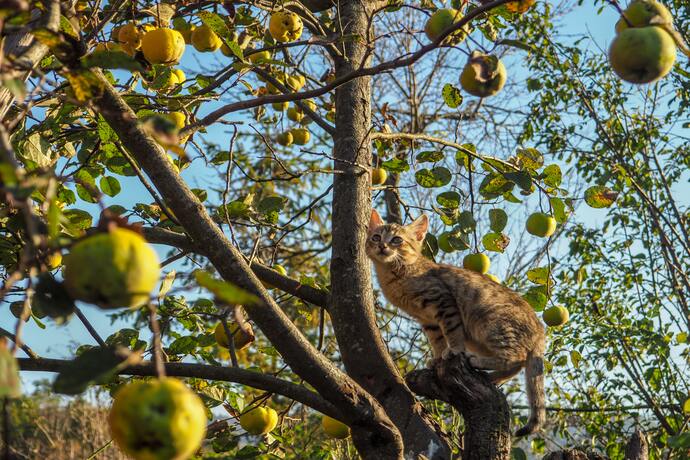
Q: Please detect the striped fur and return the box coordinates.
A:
[366,210,546,436]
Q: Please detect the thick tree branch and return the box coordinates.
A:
[89,70,402,458]
[141,227,331,309]
[0,326,38,359]
[17,357,339,418]
[406,354,511,460]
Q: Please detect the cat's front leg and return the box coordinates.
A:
[434,308,466,360]
[422,323,447,366]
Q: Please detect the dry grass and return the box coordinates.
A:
[1,392,127,460]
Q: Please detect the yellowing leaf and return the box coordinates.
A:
[584,186,618,208]
[194,270,260,306]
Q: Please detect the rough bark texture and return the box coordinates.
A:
[542,451,607,460]
[406,354,512,460]
[329,1,450,458]
[624,430,648,460]
[89,71,404,460]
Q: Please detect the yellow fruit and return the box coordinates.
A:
[63,227,161,309]
[463,253,490,274]
[272,101,289,111]
[276,132,293,146]
[371,167,387,185]
[322,415,350,439]
[326,109,336,122]
[269,11,303,43]
[485,274,500,283]
[47,252,62,269]
[108,378,207,460]
[172,69,186,84]
[166,112,186,130]
[176,23,195,44]
[93,41,122,53]
[286,74,306,91]
[287,107,304,122]
[141,28,185,65]
[506,0,536,14]
[460,51,507,98]
[110,25,122,42]
[120,42,138,57]
[118,22,142,49]
[239,407,278,435]
[542,306,569,327]
[248,49,271,64]
[290,128,310,145]
[609,26,676,84]
[615,0,673,33]
[213,322,255,350]
[525,212,557,238]
[191,24,222,52]
[424,8,469,44]
[141,23,156,34]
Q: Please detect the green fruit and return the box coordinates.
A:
[424,8,469,44]
[213,322,254,350]
[272,101,289,111]
[276,131,293,146]
[63,228,160,309]
[525,212,557,238]
[239,407,278,435]
[609,26,676,84]
[108,378,207,460]
[248,49,271,64]
[371,167,388,185]
[460,52,507,98]
[322,415,350,439]
[615,0,673,33]
[542,305,569,327]
[290,128,310,145]
[463,253,490,274]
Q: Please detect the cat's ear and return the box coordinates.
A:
[369,209,384,230]
[407,214,428,241]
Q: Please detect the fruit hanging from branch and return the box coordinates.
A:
[460,51,507,98]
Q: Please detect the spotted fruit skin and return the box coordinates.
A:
[108,378,207,460]
[63,228,160,309]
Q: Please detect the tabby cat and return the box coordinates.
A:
[366,209,546,436]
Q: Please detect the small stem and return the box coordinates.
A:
[74,307,107,347]
[148,304,166,378]
[221,312,239,368]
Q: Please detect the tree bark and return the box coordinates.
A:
[406,354,512,460]
[89,70,403,460]
[329,1,450,458]
[624,430,648,460]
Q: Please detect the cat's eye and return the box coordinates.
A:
[390,236,403,245]
[371,234,381,242]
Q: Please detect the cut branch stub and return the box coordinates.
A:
[406,353,512,460]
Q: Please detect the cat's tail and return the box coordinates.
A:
[514,349,545,437]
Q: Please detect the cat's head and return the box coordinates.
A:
[366,209,428,266]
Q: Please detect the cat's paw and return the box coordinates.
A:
[441,347,464,360]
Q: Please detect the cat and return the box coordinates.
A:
[366,209,546,436]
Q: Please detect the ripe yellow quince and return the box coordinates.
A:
[269,11,303,43]
[141,28,185,65]
[239,406,278,435]
[191,24,222,52]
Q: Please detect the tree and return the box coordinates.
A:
[0,0,688,459]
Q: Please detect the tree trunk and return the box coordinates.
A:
[406,354,512,460]
[329,1,450,458]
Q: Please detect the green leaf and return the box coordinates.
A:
[82,51,145,72]
[570,350,582,369]
[436,191,461,209]
[53,346,141,395]
[258,195,286,214]
[0,338,21,398]
[21,132,53,168]
[479,173,514,198]
[381,158,409,173]
[497,39,534,53]
[584,186,618,208]
[158,270,176,302]
[1,78,26,102]
[550,197,568,223]
[511,447,528,460]
[31,273,75,324]
[194,270,260,306]
[503,171,532,192]
[488,208,507,232]
[516,147,543,170]
[456,211,476,234]
[668,432,690,449]
[99,176,121,197]
[421,233,438,259]
[63,209,93,234]
[416,150,444,163]
[415,167,451,188]
[105,329,146,351]
[683,397,690,414]
[527,266,551,285]
[522,289,548,311]
[442,83,463,108]
[541,164,562,188]
[482,232,510,253]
